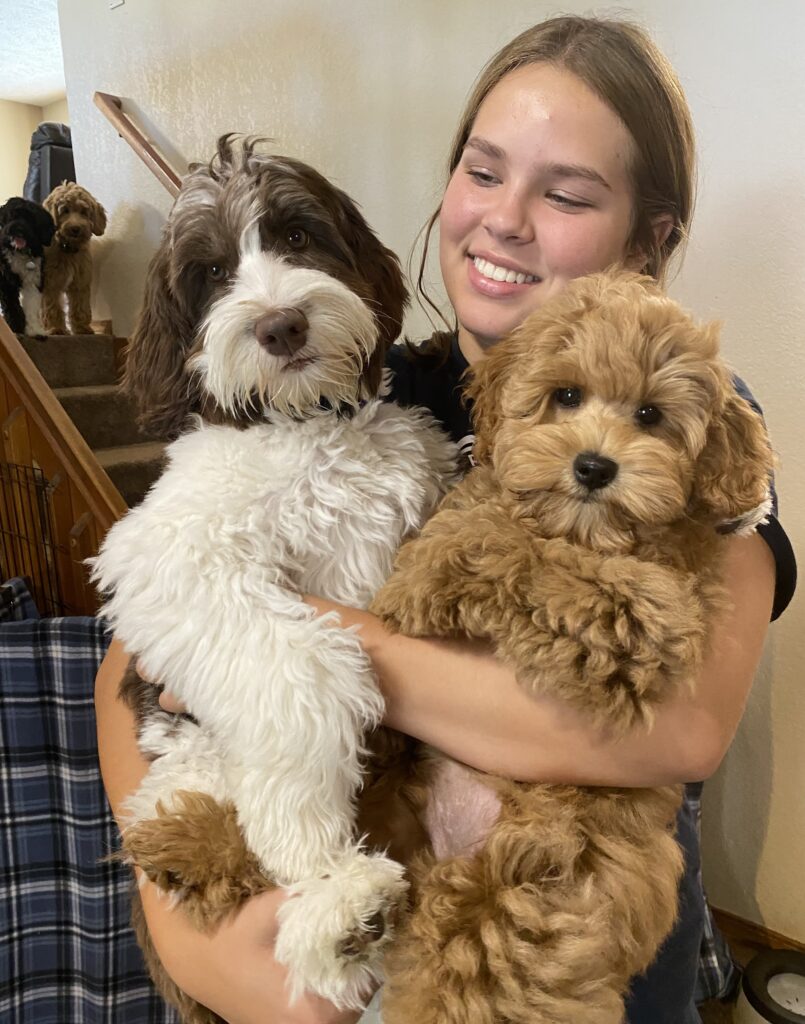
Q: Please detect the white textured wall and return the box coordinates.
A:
[0,99,42,200]
[58,0,803,941]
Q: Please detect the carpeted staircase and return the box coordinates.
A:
[18,332,165,507]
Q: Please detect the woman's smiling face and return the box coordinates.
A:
[439,62,639,364]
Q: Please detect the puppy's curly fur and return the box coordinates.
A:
[41,182,106,334]
[369,270,774,1024]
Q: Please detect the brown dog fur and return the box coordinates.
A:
[41,182,106,334]
[367,269,773,1023]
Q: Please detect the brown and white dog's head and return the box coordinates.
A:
[125,135,408,438]
[467,269,773,552]
[43,182,106,253]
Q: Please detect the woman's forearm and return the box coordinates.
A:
[309,533,776,787]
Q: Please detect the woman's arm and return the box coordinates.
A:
[308,533,775,788]
[95,640,362,1024]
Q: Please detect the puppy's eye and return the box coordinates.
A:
[553,386,583,408]
[635,404,663,427]
[287,228,309,250]
[206,264,228,282]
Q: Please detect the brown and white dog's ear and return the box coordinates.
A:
[123,242,200,440]
[694,384,775,530]
[89,195,107,236]
[334,192,409,397]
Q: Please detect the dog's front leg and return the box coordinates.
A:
[0,281,26,334]
[21,272,46,337]
[41,287,66,334]
[486,540,707,734]
[66,275,93,334]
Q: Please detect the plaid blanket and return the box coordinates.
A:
[0,581,176,1023]
[0,578,737,1020]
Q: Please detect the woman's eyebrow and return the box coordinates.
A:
[545,162,612,190]
[464,136,506,161]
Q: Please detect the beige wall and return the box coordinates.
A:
[0,100,42,200]
[42,97,70,124]
[58,0,804,941]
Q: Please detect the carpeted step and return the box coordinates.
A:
[19,334,124,389]
[95,441,166,507]
[54,384,158,450]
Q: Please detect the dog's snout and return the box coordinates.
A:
[573,452,618,491]
[255,308,309,357]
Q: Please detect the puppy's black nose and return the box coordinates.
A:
[66,225,82,237]
[573,452,618,490]
[255,308,309,357]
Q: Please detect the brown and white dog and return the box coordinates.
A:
[370,269,774,1024]
[91,136,457,1019]
[42,182,106,334]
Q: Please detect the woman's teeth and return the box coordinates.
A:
[473,256,537,285]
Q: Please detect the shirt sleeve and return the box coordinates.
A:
[732,375,797,620]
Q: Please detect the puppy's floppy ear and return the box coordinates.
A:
[694,380,774,528]
[42,183,65,221]
[123,240,201,440]
[334,191,409,397]
[89,195,107,236]
[463,338,515,465]
[33,203,55,246]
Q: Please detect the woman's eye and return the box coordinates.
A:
[206,264,228,282]
[635,404,663,427]
[547,193,591,209]
[287,228,310,249]
[554,386,583,408]
[467,170,499,186]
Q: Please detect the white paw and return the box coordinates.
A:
[275,853,408,1010]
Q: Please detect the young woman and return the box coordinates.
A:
[95,15,796,1024]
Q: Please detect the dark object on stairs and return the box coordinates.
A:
[23,123,76,203]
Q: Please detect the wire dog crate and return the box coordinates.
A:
[0,461,68,617]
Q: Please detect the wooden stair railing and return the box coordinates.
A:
[93,91,183,197]
[0,316,127,615]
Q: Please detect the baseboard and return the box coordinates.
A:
[713,907,805,955]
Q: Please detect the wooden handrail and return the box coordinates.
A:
[93,91,183,197]
[0,320,126,528]
[0,316,127,614]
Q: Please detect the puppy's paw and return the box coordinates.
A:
[275,852,407,1010]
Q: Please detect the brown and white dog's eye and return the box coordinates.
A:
[635,404,663,427]
[286,228,310,250]
[553,386,583,408]
[206,264,228,283]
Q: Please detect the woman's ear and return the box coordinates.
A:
[625,213,675,271]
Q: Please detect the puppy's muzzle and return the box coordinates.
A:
[255,308,309,358]
[573,452,618,491]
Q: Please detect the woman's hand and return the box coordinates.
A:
[141,882,365,1024]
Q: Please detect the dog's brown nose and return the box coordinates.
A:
[573,452,618,490]
[255,308,309,357]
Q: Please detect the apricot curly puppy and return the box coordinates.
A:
[41,182,106,334]
[370,269,774,1024]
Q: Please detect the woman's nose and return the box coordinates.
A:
[481,188,534,243]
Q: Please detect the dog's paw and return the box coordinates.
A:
[275,852,407,1010]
